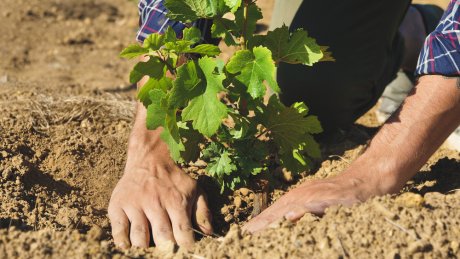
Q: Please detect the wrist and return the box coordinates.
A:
[125,125,177,173]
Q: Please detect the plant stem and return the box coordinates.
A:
[156,51,176,75]
[241,0,250,49]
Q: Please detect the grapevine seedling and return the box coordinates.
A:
[120,0,332,192]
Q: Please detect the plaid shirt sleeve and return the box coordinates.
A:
[136,0,186,43]
[416,0,460,76]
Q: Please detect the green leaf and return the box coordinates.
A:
[169,61,203,108]
[120,45,149,59]
[164,0,228,22]
[184,44,221,56]
[226,46,279,99]
[182,57,228,136]
[211,18,238,46]
[179,124,204,163]
[235,3,262,42]
[258,25,324,65]
[146,89,168,130]
[146,89,184,161]
[224,0,242,12]
[302,133,321,158]
[143,33,165,50]
[207,151,237,177]
[129,57,166,84]
[260,96,323,172]
[164,26,178,43]
[183,27,201,43]
[137,77,172,107]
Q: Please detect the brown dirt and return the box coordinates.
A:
[1,0,459,258]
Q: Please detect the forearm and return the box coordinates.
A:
[348,75,460,194]
[125,77,173,170]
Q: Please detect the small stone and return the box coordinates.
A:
[282,168,294,183]
[193,159,207,167]
[396,193,424,208]
[239,188,250,196]
[220,205,230,214]
[224,214,233,222]
[450,240,459,254]
[233,197,242,208]
[0,75,8,84]
[0,150,8,158]
[87,225,103,241]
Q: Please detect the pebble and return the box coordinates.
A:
[220,205,230,214]
[87,226,103,241]
[395,193,424,208]
[1,150,8,158]
[239,188,250,196]
[233,197,242,208]
[0,75,7,84]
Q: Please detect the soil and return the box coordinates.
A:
[0,0,458,258]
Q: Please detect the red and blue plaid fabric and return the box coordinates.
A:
[416,0,460,76]
[136,0,186,43]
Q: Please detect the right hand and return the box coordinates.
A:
[108,128,213,249]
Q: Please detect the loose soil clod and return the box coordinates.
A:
[0,0,458,258]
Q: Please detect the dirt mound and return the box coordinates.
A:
[0,0,459,258]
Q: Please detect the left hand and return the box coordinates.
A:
[243,173,376,233]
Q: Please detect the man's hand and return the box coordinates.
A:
[243,172,376,233]
[244,75,460,233]
[108,100,213,249]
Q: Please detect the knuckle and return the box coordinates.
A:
[177,222,192,233]
[157,225,172,235]
[132,224,148,235]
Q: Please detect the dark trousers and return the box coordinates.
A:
[278,0,411,133]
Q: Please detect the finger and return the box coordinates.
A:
[145,208,175,246]
[284,205,309,222]
[192,189,213,235]
[167,207,195,249]
[243,205,288,234]
[125,209,150,248]
[108,208,131,249]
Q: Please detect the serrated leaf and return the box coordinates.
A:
[235,3,262,43]
[207,151,237,177]
[184,44,221,56]
[137,77,172,107]
[129,57,166,84]
[211,18,238,46]
[164,26,177,43]
[183,27,201,43]
[169,61,203,108]
[182,57,228,136]
[143,33,165,50]
[260,96,322,172]
[256,25,324,65]
[146,89,184,161]
[120,45,149,59]
[179,125,203,163]
[224,0,242,12]
[226,46,279,99]
[302,133,321,158]
[146,89,168,130]
[164,0,228,22]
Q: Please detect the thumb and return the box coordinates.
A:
[192,188,213,235]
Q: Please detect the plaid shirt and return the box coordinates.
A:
[136,0,186,42]
[416,0,460,76]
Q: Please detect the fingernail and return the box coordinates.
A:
[118,242,129,249]
[284,212,295,220]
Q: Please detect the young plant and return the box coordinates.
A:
[120,0,332,192]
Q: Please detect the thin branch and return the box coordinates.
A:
[156,50,176,75]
